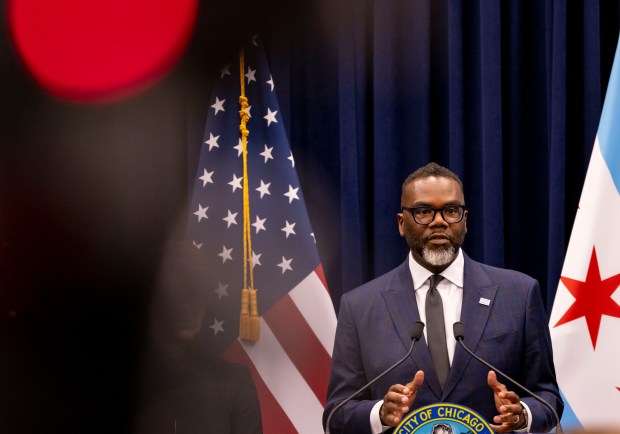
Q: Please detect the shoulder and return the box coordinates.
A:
[189,346,255,384]
[336,260,414,322]
[464,254,538,289]
[341,260,409,302]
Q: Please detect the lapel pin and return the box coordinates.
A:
[479,297,491,306]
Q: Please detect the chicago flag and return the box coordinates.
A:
[550,35,620,429]
[186,36,337,433]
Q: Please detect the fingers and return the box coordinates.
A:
[490,411,521,432]
[488,371,521,403]
[380,384,412,427]
[497,391,521,405]
[406,370,425,392]
[490,410,523,433]
[492,407,521,424]
[380,371,425,427]
[488,370,524,431]
[487,370,505,392]
[489,422,514,433]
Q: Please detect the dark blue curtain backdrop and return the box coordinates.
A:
[217,0,620,315]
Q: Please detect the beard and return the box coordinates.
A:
[421,244,456,266]
[404,226,464,267]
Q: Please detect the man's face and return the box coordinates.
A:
[397,176,468,271]
[157,270,209,343]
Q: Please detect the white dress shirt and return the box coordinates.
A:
[410,249,464,365]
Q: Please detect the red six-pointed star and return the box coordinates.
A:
[554,247,620,350]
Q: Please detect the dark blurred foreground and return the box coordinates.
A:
[0,1,313,432]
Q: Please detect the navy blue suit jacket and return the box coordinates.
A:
[324,253,562,433]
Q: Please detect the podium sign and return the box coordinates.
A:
[395,403,493,434]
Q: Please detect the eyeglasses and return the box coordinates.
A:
[401,205,466,225]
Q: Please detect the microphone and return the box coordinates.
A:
[325,322,425,434]
[452,322,563,433]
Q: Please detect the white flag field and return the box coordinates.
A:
[549,35,620,429]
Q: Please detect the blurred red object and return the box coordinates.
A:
[8,0,198,102]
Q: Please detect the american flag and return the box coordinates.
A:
[186,36,337,433]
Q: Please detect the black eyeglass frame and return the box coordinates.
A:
[400,205,467,225]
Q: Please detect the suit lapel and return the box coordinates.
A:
[381,260,443,400]
[443,255,497,399]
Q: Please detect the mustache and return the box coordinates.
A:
[423,232,455,243]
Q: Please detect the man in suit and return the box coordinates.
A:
[135,243,263,434]
[323,163,562,434]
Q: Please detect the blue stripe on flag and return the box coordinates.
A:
[598,34,620,195]
[558,390,582,431]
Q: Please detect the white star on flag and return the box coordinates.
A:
[264,108,278,126]
[256,180,271,198]
[245,67,257,84]
[211,97,225,115]
[252,251,262,268]
[217,245,233,263]
[209,318,225,335]
[267,75,275,91]
[260,145,274,163]
[284,185,300,203]
[228,174,243,192]
[199,169,214,187]
[205,132,220,151]
[220,64,231,78]
[288,151,295,168]
[214,282,229,299]
[281,220,296,238]
[222,210,238,228]
[194,204,208,222]
[192,241,203,249]
[252,216,267,234]
[234,139,244,157]
[277,256,293,274]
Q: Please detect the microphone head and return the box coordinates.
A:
[410,321,425,340]
[453,322,465,341]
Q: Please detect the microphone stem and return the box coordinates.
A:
[325,336,420,434]
[456,338,563,433]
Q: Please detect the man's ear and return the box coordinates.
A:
[463,210,468,234]
[397,213,405,237]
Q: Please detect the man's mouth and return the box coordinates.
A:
[427,234,451,246]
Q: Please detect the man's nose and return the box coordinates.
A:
[429,210,449,226]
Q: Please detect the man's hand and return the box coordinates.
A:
[379,370,425,427]
[487,370,526,432]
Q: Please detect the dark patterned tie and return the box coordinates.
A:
[426,274,449,390]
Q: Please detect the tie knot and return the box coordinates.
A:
[429,274,443,290]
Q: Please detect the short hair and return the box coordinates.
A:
[431,423,453,434]
[157,241,212,296]
[402,162,464,195]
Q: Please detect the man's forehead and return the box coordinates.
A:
[404,176,464,201]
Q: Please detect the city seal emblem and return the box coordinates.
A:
[394,403,494,434]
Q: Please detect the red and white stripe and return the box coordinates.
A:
[224,265,337,433]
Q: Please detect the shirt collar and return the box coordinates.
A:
[408,248,464,290]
